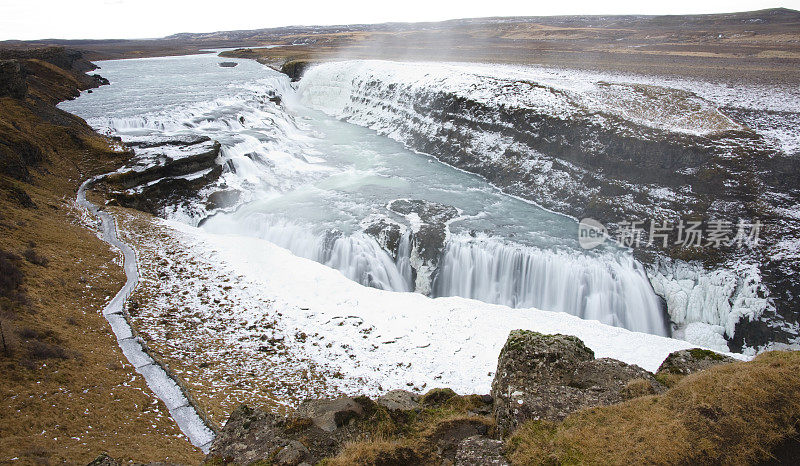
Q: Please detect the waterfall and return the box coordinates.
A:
[433,237,668,336]
[204,215,413,292]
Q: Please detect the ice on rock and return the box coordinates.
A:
[649,261,771,338]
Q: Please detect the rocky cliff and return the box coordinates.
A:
[198,330,797,465]
[296,60,800,352]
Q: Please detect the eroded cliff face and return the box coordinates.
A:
[298,60,800,350]
[0,47,111,182]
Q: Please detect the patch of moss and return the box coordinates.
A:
[284,416,314,434]
[688,348,726,361]
[654,371,683,388]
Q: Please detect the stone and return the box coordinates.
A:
[455,436,509,466]
[491,330,663,432]
[205,405,289,464]
[569,358,664,402]
[427,418,493,462]
[274,440,311,466]
[656,348,738,377]
[294,396,365,432]
[375,389,421,411]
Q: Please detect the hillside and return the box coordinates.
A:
[0,47,203,463]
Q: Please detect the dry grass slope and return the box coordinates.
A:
[507,351,800,465]
[0,48,203,463]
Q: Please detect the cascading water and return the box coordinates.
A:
[203,214,412,292]
[434,237,667,335]
[60,52,671,338]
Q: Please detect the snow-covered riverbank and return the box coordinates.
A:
[114,211,748,420]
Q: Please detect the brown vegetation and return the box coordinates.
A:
[325,394,496,465]
[0,48,203,463]
[219,8,800,85]
[506,351,800,465]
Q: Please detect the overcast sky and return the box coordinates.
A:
[1,0,798,41]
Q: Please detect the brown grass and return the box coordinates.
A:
[328,438,423,466]
[0,78,203,462]
[507,351,800,465]
[324,394,496,465]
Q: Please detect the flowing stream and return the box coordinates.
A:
[61,52,669,336]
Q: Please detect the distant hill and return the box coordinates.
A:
[1,8,798,83]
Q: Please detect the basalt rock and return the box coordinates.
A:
[362,199,459,295]
[390,199,458,294]
[104,141,223,215]
[426,417,494,463]
[294,396,366,432]
[490,330,664,432]
[109,165,223,216]
[364,219,405,261]
[105,141,221,189]
[0,59,28,99]
[205,398,374,464]
[205,405,296,464]
[281,59,312,82]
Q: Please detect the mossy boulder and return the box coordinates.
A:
[421,387,458,407]
[657,348,737,378]
[491,330,662,432]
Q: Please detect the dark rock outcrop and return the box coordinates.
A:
[0,59,27,98]
[205,405,296,464]
[206,397,378,464]
[363,199,459,294]
[364,219,404,260]
[294,396,365,433]
[105,141,223,215]
[281,59,312,81]
[105,141,220,189]
[427,417,494,462]
[490,330,664,432]
[0,47,112,182]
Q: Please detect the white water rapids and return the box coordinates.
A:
[60,52,669,336]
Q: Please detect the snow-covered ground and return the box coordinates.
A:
[118,211,748,415]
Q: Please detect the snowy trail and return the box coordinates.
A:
[77,177,216,452]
